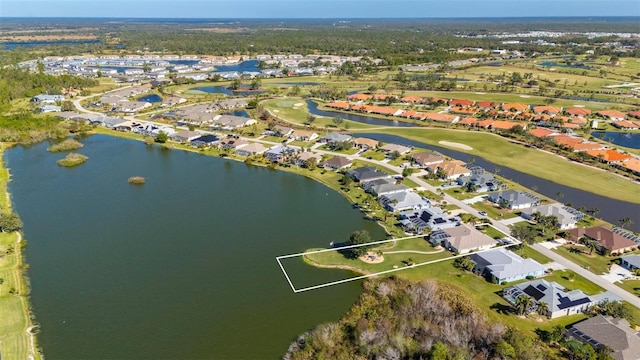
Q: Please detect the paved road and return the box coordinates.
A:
[532,243,640,308]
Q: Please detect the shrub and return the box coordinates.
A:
[128,176,145,185]
[47,139,83,152]
[56,153,88,167]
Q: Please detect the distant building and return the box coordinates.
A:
[470,248,546,284]
[31,94,65,103]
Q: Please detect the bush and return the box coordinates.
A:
[128,176,145,185]
[47,138,83,152]
[56,153,88,167]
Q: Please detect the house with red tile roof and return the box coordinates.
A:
[477,101,497,110]
[373,94,398,101]
[560,122,581,129]
[628,110,640,119]
[612,120,639,130]
[449,99,474,107]
[597,110,627,121]
[401,96,423,103]
[553,135,583,148]
[533,114,552,122]
[570,142,604,152]
[347,93,372,101]
[565,107,592,117]
[533,105,561,115]
[568,117,588,126]
[529,128,557,138]
[326,101,350,110]
[476,119,495,128]
[491,121,526,131]
[567,226,637,255]
[618,158,640,176]
[450,107,477,115]
[400,110,427,120]
[353,137,380,150]
[458,117,478,126]
[427,160,471,180]
[501,103,529,112]
[425,113,458,123]
[586,149,633,163]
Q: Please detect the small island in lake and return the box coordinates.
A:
[56,153,88,167]
[47,139,84,152]
[128,176,146,185]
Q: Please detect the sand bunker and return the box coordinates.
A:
[519,95,531,98]
[438,141,473,151]
[359,251,384,264]
[294,102,304,107]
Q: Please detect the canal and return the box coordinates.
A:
[6,135,385,359]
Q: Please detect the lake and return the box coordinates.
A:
[6,135,386,359]
[593,131,640,149]
[137,94,163,103]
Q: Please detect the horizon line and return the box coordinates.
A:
[1,15,639,20]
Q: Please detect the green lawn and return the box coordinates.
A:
[360,149,386,161]
[355,127,640,204]
[616,279,640,298]
[470,201,518,220]
[443,186,479,201]
[514,245,553,264]
[552,245,614,275]
[262,98,375,130]
[542,269,605,295]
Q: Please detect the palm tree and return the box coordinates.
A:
[537,301,549,318]
[618,217,633,229]
[555,191,564,201]
[583,238,599,255]
[515,295,534,315]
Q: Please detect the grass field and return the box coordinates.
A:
[552,245,614,275]
[0,147,40,360]
[356,127,640,204]
[616,279,640,298]
[262,98,376,130]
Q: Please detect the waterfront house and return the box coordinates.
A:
[191,134,219,147]
[400,207,461,233]
[352,137,380,150]
[426,160,471,180]
[456,173,499,193]
[362,177,397,193]
[236,143,268,157]
[379,191,430,212]
[368,183,409,197]
[170,130,201,143]
[295,152,322,167]
[470,248,546,284]
[503,279,594,318]
[430,224,496,254]
[211,114,257,130]
[347,167,391,183]
[566,226,637,255]
[273,125,294,137]
[380,143,412,155]
[487,190,541,210]
[319,133,352,144]
[219,138,248,150]
[611,120,639,130]
[410,151,444,167]
[322,156,352,171]
[289,130,318,142]
[597,110,627,121]
[264,145,298,163]
[520,203,584,230]
[566,315,640,360]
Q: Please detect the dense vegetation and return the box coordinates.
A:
[0,113,85,144]
[285,277,550,360]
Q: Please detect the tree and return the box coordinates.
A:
[305,114,317,125]
[332,117,344,127]
[229,79,242,90]
[388,150,401,160]
[515,295,534,315]
[288,85,301,96]
[537,301,549,317]
[61,101,74,112]
[0,213,23,232]
[511,225,537,245]
[430,342,449,360]
[250,78,262,90]
[154,131,168,143]
[344,230,372,259]
[304,157,317,170]
[618,217,633,229]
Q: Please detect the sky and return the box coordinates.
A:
[1,0,639,18]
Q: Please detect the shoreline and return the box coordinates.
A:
[0,144,40,360]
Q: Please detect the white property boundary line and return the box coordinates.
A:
[276,223,521,293]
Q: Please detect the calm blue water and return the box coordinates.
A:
[192,85,265,96]
[538,61,590,69]
[222,110,250,118]
[137,94,163,103]
[593,132,640,149]
[0,39,101,50]
[213,59,260,72]
[306,100,418,128]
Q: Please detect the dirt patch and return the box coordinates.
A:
[359,251,384,264]
[438,141,473,151]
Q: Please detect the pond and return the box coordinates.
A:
[137,94,163,103]
[7,135,386,359]
[306,100,419,128]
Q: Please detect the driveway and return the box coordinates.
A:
[601,264,633,283]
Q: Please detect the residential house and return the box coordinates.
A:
[487,190,541,210]
[191,134,219,147]
[295,151,322,167]
[597,110,627,121]
[585,149,632,163]
[566,226,637,255]
[612,120,639,130]
[362,177,397,193]
[236,143,268,156]
[273,125,294,137]
[319,132,352,144]
[290,130,318,142]
[264,145,298,162]
[31,94,65,103]
[322,156,353,171]
[219,138,248,150]
[501,103,529,113]
[431,224,496,254]
[520,204,584,230]
[379,191,430,212]
[211,114,257,129]
[533,105,561,115]
[566,315,640,360]
[170,130,201,143]
[380,143,412,155]
[456,173,499,193]
[620,255,640,272]
[368,183,409,197]
[470,248,546,284]
[352,137,380,150]
[503,279,595,318]
[39,105,62,113]
[565,107,592,117]
[347,167,391,183]
[427,160,471,180]
[400,207,461,233]
[410,151,444,167]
